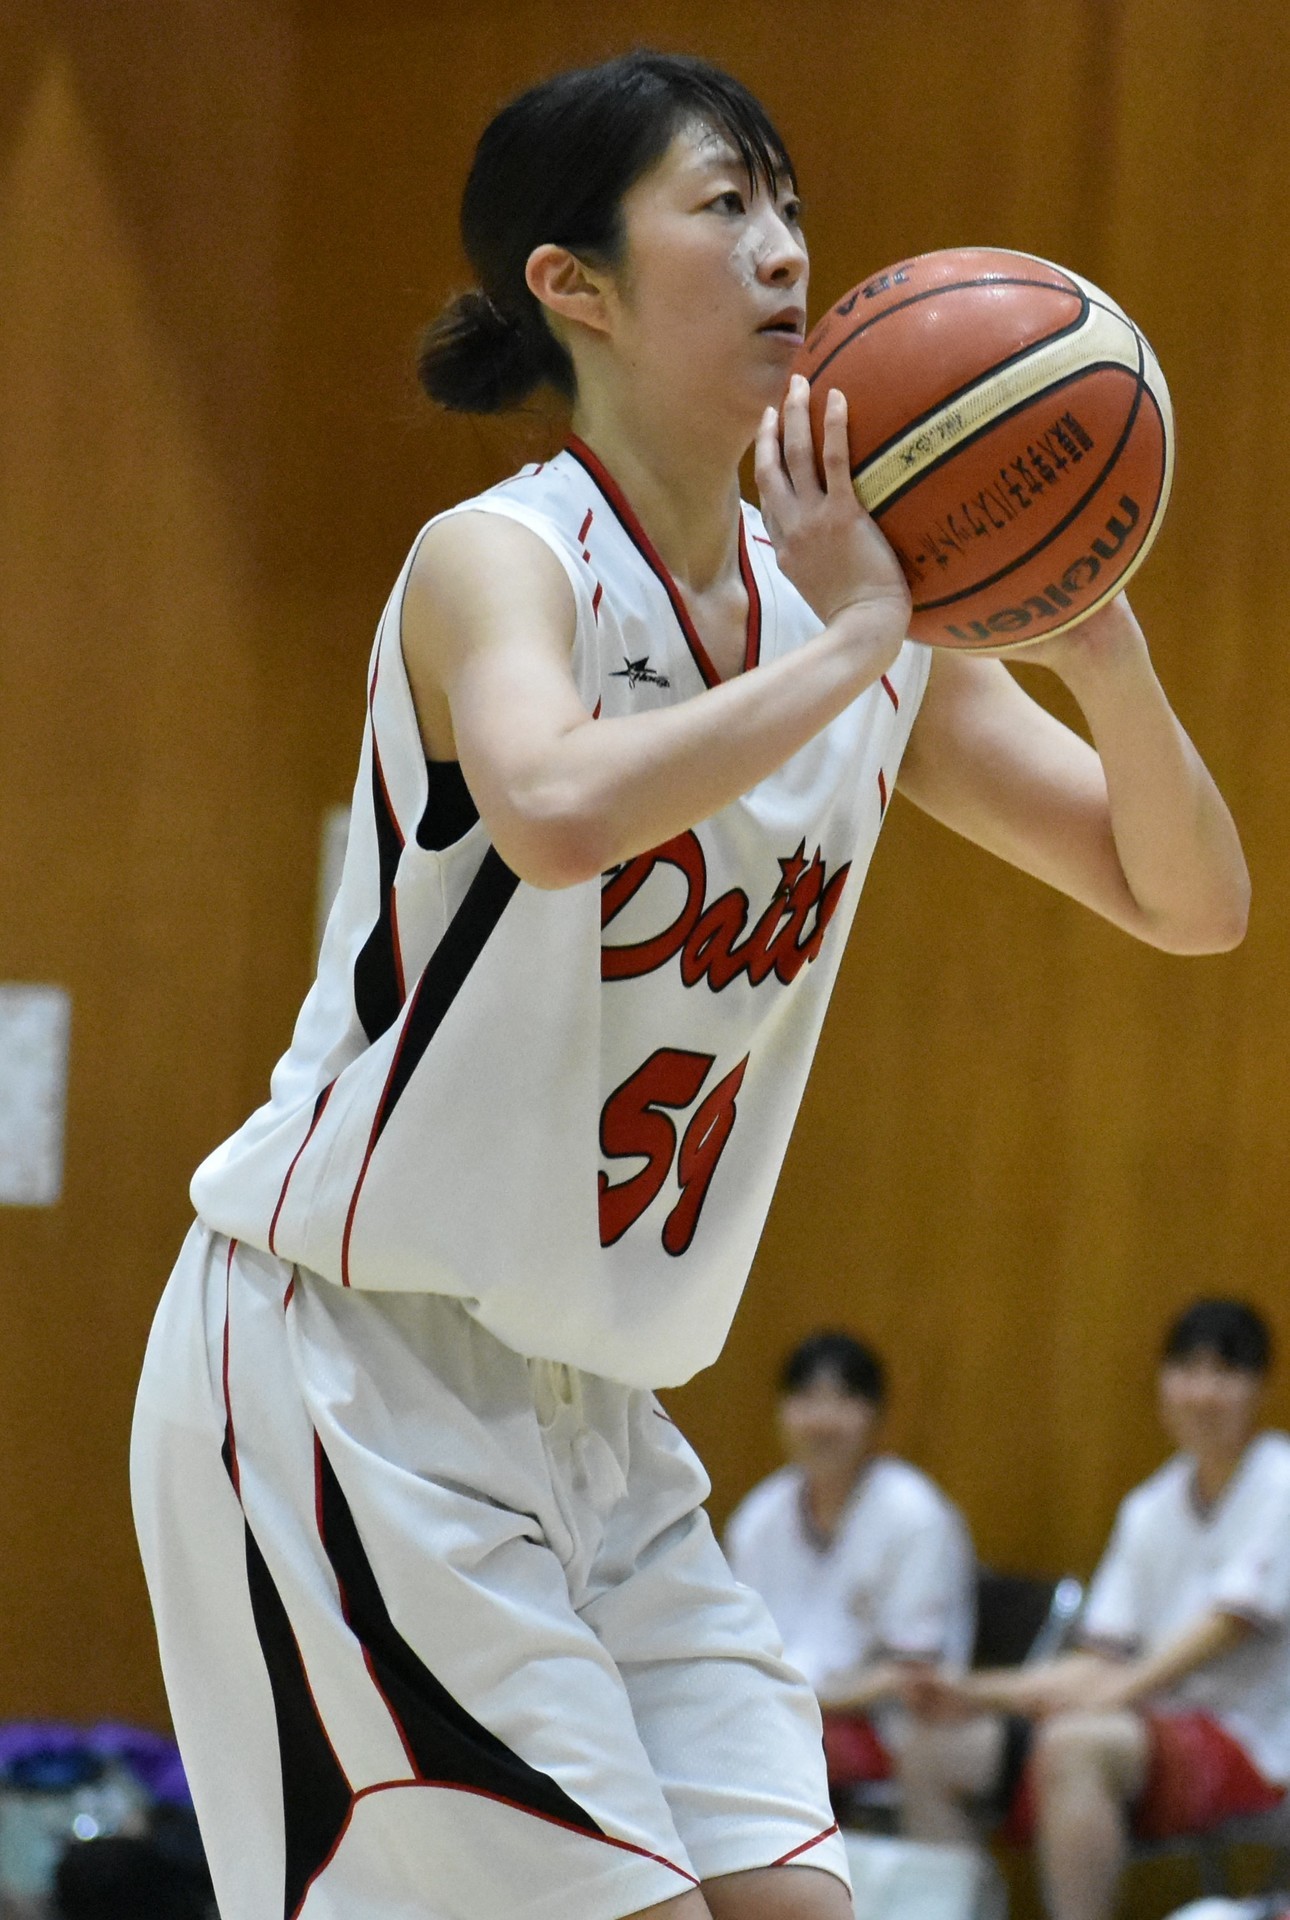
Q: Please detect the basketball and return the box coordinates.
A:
[792,247,1174,649]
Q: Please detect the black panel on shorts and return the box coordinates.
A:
[315,1438,605,1836]
[242,1522,353,1920]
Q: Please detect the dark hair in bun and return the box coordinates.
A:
[418,288,568,415]
[418,49,795,414]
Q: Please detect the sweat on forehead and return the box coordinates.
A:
[676,111,795,193]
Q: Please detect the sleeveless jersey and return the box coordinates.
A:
[191,440,931,1387]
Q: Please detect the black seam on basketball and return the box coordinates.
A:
[870,355,1140,522]
[805,274,1088,398]
[902,348,1163,614]
[842,312,1097,479]
[843,294,1140,483]
[910,381,1152,612]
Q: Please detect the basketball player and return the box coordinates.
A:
[900,1301,1290,1920]
[131,50,1248,1920]
[725,1331,974,1795]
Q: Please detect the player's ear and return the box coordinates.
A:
[525,244,613,340]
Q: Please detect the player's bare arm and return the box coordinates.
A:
[1088,1608,1254,1710]
[909,1650,1113,1721]
[401,411,909,891]
[897,596,1250,954]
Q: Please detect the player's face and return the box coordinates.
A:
[1157,1349,1263,1463]
[777,1375,880,1482]
[607,120,809,427]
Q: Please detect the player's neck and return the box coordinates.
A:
[1191,1436,1253,1511]
[802,1455,872,1541]
[570,396,747,596]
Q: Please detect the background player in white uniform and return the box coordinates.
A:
[900,1300,1290,1920]
[131,49,1248,1920]
[726,1331,974,1794]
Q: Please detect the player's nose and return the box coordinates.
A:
[756,211,807,288]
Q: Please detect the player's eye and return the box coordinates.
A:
[708,189,747,215]
[781,195,804,227]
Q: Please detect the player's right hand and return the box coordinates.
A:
[755,374,911,644]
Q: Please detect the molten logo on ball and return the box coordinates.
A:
[942,496,1142,646]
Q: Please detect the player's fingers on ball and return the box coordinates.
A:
[754,408,795,526]
[780,373,818,495]
[753,405,782,487]
[820,388,853,499]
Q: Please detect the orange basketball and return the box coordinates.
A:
[792,247,1174,649]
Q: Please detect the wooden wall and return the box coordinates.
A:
[2,0,1287,1749]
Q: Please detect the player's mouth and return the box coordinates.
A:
[757,307,806,345]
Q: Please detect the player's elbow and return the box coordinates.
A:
[1204,892,1250,953]
[492,788,614,891]
[1149,878,1250,955]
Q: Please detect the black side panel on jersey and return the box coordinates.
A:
[416,758,479,851]
[242,1522,353,1920]
[371,846,519,1146]
[315,1438,605,1834]
[352,746,405,1045]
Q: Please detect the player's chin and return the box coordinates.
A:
[735,348,801,419]
[753,330,803,385]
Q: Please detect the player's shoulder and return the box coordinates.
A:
[861,1454,960,1529]
[1240,1430,1290,1492]
[406,454,598,617]
[431,452,590,550]
[1117,1452,1192,1528]
[726,1466,799,1539]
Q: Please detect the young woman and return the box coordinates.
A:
[724,1332,975,1800]
[900,1302,1290,1920]
[131,50,1248,1920]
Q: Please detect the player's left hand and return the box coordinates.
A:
[976,592,1150,680]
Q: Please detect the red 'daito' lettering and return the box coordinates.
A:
[601,833,707,981]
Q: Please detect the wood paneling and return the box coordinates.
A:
[2,2,1287,1763]
[0,0,296,1720]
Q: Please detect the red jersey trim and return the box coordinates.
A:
[269,1082,335,1255]
[564,435,761,687]
[737,514,763,673]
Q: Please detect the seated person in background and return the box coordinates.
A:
[902,1298,1290,1920]
[725,1328,975,1796]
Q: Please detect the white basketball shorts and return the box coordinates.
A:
[131,1224,847,1920]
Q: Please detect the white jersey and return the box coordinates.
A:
[725,1457,976,1693]
[191,440,930,1388]
[1081,1431,1290,1783]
